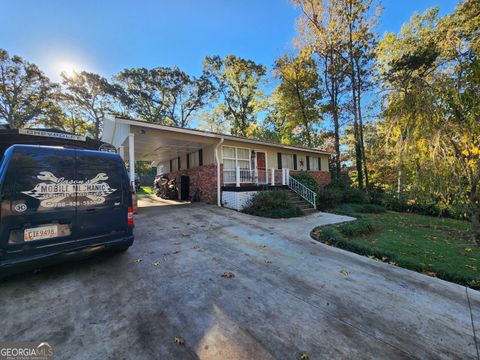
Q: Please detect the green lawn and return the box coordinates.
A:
[311,204,480,289]
[136,186,154,195]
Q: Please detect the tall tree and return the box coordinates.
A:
[203,55,267,137]
[377,3,480,242]
[338,0,380,190]
[61,71,116,140]
[292,0,348,177]
[114,66,212,128]
[0,49,59,128]
[270,52,324,147]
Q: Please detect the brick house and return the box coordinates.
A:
[102,116,331,209]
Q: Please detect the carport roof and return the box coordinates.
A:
[103,115,332,160]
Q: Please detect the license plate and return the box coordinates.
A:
[24,225,59,242]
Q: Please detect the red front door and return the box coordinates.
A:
[256,152,266,184]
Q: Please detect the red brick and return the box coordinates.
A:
[290,170,331,190]
[162,164,222,204]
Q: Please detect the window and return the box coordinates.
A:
[223,146,250,170]
[281,154,294,169]
[223,146,250,183]
[310,156,319,171]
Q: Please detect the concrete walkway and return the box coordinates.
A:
[0,202,478,359]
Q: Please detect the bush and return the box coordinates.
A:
[243,190,304,218]
[318,174,368,209]
[359,204,386,214]
[337,218,375,237]
[291,172,318,193]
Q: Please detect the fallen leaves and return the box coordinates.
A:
[152,261,161,267]
[175,337,185,345]
[299,351,309,360]
[339,269,349,277]
[221,271,235,278]
[134,258,143,263]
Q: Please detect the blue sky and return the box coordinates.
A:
[0,0,458,82]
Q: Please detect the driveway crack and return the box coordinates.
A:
[466,287,480,360]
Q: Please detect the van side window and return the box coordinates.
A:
[5,151,75,212]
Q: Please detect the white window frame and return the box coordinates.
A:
[223,146,251,184]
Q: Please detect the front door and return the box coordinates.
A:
[256,152,267,184]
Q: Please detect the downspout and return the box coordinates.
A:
[215,137,224,207]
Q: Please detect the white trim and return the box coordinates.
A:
[114,116,331,155]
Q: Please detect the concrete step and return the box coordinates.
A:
[302,208,318,215]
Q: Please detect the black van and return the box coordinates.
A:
[0,145,134,276]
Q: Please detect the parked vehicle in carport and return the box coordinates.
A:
[0,145,135,277]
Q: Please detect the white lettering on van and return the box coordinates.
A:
[21,171,116,208]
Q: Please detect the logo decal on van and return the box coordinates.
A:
[22,171,116,208]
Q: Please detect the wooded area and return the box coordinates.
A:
[0,0,478,242]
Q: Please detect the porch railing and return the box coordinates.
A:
[223,167,290,186]
[288,175,317,208]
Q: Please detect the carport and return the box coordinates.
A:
[102,115,225,205]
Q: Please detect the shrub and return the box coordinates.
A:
[243,190,304,218]
[337,218,375,237]
[291,172,318,193]
[359,204,386,214]
[318,174,368,209]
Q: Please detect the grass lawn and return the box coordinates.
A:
[311,203,480,289]
[136,186,154,195]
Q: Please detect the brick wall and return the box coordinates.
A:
[162,164,222,204]
[290,170,331,190]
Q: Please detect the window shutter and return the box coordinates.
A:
[293,154,297,170]
[199,149,203,166]
[169,160,172,172]
[306,156,310,171]
[277,152,282,169]
[187,153,190,169]
[318,157,322,171]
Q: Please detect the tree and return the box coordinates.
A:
[376,2,480,243]
[0,49,59,128]
[203,55,267,137]
[114,66,213,128]
[61,71,116,140]
[291,0,348,177]
[270,53,324,147]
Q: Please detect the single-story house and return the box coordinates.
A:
[102,115,331,209]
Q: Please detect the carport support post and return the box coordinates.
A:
[236,166,240,187]
[128,133,135,191]
[271,168,275,186]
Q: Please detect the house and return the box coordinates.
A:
[102,115,331,209]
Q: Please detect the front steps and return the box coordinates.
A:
[285,190,318,215]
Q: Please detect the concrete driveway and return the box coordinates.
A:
[0,201,479,359]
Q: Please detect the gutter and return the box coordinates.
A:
[215,137,224,207]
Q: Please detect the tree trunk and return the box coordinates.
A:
[355,59,369,193]
[346,0,363,189]
[470,184,480,245]
[333,106,341,178]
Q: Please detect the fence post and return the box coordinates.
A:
[236,166,240,187]
[271,168,275,186]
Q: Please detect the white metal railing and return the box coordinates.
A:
[288,175,317,208]
[224,167,295,187]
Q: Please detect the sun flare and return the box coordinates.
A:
[57,61,80,78]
